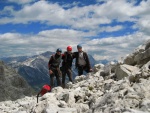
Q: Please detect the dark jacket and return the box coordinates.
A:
[48,54,62,70]
[73,51,91,69]
[62,51,74,68]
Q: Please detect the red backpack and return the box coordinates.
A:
[37,84,51,103]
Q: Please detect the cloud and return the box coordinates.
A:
[83,32,150,61]
[0,0,149,34]
[99,25,123,32]
[93,54,110,61]
[136,19,150,35]
[0,29,93,57]
[0,0,150,61]
[0,29,149,62]
[0,0,148,34]
[0,0,141,30]
[131,0,150,35]
[132,0,150,35]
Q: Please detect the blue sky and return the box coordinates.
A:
[0,0,150,61]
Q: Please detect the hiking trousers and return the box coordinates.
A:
[50,68,61,88]
[77,65,90,76]
[62,68,73,88]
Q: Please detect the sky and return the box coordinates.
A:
[0,0,150,62]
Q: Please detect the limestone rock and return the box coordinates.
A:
[141,61,150,78]
[115,64,140,80]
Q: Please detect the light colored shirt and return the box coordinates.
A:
[78,52,86,66]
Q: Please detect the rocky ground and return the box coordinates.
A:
[0,40,150,113]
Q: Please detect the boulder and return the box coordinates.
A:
[134,48,150,65]
[123,39,150,66]
[145,39,150,50]
[93,64,104,73]
[123,54,136,65]
[74,75,86,83]
[141,61,150,78]
[115,64,140,80]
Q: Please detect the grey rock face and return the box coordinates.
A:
[145,39,150,50]
[115,64,140,80]
[124,39,150,66]
[0,61,34,102]
[123,54,136,65]
[0,66,4,75]
[134,48,150,65]
[141,61,150,78]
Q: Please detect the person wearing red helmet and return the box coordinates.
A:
[61,46,75,88]
[67,46,72,51]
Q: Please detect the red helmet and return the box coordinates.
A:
[67,46,72,51]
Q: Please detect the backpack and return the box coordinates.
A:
[37,84,51,103]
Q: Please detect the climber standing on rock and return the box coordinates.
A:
[74,44,93,76]
[61,46,75,88]
[48,48,62,88]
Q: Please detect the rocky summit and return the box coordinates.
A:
[0,40,150,113]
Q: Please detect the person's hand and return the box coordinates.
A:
[89,68,93,72]
[49,70,53,74]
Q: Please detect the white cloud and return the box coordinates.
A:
[131,0,150,35]
[0,30,150,61]
[84,32,150,61]
[0,0,140,29]
[99,25,123,32]
[136,19,150,35]
[0,0,150,61]
[0,29,93,57]
[93,54,110,61]
[0,0,149,34]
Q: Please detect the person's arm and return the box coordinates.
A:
[85,52,92,71]
[72,52,77,59]
[48,56,53,69]
[61,53,65,60]
[48,55,53,74]
[73,52,79,68]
